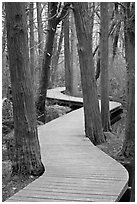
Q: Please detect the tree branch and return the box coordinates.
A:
[56,3,71,24]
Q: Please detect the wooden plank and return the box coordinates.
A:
[6,189,117,202]
[21,183,126,195]
[5,104,128,202]
[6,197,64,202]
[47,87,122,111]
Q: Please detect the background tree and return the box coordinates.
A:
[36,2,70,122]
[50,21,64,87]
[64,11,72,94]
[36,2,43,56]
[70,10,79,96]
[2,4,11,97]
[5,2,45,176]
[73,2,105,145]
[100,2,111,131]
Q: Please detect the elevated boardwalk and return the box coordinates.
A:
[47,87,121,110]
[46,87,123,125]
[6,107,128,202]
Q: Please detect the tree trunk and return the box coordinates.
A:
[130,172,135,201]
[100,2,111,131]
[73,3,105,145]
[36,2,43,56]
[121,3,135,158]
[70,10,79,96]
[95,51,100,81]
[50,22,64,87]
[120,4,135,201]
[5,2,45,176]
[36,3,70,122]
[36,3,58,119]
[64,12,72,94]
[2,3,7,53]
[29,2,34,84]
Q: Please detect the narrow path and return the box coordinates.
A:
[6,108,128,202]
[47,87,121,110]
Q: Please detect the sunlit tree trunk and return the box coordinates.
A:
[5,2,45,176]
[73,2,105,145]
[64,12,72,93]
[70,10,79,96]
[50,22,64,87]
[100,2,111,131]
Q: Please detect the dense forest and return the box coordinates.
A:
[2,2,135,202]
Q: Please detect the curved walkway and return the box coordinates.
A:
[6,107,128,202]
[47,87,121,110]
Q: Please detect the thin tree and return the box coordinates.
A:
[64,11,72,94]
[5,2,45,176]
[100,2,111,131]
[50,21,64,87]
[36,2,70,122]
[36,2,43,56]
[70,10,79,96]
[73,3,105,145]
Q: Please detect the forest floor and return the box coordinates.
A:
[2,106,127,202]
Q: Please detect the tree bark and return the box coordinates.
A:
[36,2,43,56]
[2,3,7,53]
[95,50,100,80]
[36,3,70,122]
[36,3,58,119]
[50,21,64,87]
[100,2,111,131]
[120,3,135,201]
[70,10,79,96]
[73,3,105,145]
[29,2,34,84]
[64,12,72,94]
[5,2,45,176]
[121,2,135,158]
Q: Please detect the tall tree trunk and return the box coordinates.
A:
[5,2,45,176]
[100,2,111,131]
[36,3,58,119]
[120,3,135,201]
[73,3,105,145]
[29,2,34,84]
[2,3,7,53]
[50,21,64,87]
[36,3,70,122]
[121,3,135,158]
[64,12,72,93]
[70,10,79,96]
[36,2,43,56]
